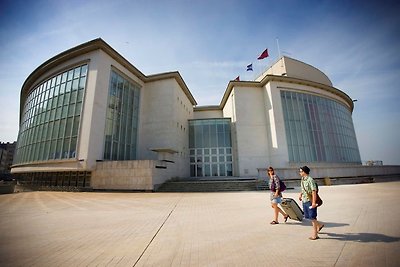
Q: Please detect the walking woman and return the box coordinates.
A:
[298,166,324,240]
[268,166,288,224]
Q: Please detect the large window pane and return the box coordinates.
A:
[103,69,140,160]
[14,64,87,163]
[281,90,361,164]
[189,119,232,177]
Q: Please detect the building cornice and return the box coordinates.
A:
[20,38,197,121]
[218,75,354,112]
[193,105,221,111]
[146,72,197,105]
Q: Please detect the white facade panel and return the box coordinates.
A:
[263,82,290,167]
[193,109,223,119]
[139,78,192,178]
[232,86,269,176]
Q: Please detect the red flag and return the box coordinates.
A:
[257,48,269,60]
[234,76,240,81]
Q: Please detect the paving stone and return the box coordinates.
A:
[0,182,399,266]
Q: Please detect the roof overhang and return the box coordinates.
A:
[19,38,197,121]
[218,75,354,112]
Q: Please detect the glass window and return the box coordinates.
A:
[14,64,87,164]
[72,79,79,91]
[189,118,233,177]
[281,91,361,164]
[103,69,140,160]
[67,70,74,81]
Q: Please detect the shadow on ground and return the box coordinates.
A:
[322,232,400,243]
[286,221,349,229]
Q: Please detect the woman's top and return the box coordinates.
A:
[269,174,282,200]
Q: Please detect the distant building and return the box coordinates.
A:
[11,38,398,191]
[0,141,16,174]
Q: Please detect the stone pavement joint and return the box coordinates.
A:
[0,182,399,266]
[133,196,182,267]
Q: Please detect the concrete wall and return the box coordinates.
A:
[193,109,223,119]
[91,160,173,190]
[139,78,193,178]
[257,165,400,180]
[256,56,332,86]
[10,160,87,173]
[232,86,269,177]
[222,91,237,175]
[264,82,290,168]
[78,50,108,170]
[283,57,332,86]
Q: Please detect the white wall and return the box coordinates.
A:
[263,82,290,168]
[283,57,332,86]
[232,86,269,176]
[256,56,332,87]
[138,78,193,178]
[193,109,223,119]
[172,80,194,178]
[222,91,237,175]
[79,50,108,170]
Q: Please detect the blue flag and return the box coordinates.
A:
[247,63,253,71]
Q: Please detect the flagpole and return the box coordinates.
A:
[276,38,281,59]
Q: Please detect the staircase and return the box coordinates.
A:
[156,178,270,192]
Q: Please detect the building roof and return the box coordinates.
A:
[19,38,197,120]
[217,56,354,112]
[256,56,333,86]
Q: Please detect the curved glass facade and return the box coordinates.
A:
[281,90,361,164]
[14,64,87,164]
[103,70,140,160]
[189,119,232,177]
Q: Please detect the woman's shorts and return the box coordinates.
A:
[271,196,282,204]
[303,201,317,220]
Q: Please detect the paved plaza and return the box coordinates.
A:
[0,181,399,267]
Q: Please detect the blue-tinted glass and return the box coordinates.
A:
[14,65,87,163]
[281,91,361,164]
[103,69,141,160]
[188,118,232,177]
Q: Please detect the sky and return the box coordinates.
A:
[0,0,399,165]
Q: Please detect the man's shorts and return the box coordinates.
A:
[303,201,317,220]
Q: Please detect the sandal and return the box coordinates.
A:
[270,220,279,225]
[309,236,319,240]
[318,224,325,232]
[284,215,289,223]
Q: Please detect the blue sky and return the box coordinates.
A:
[1,0,399,165]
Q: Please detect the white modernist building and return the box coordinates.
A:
[11,38,397,190]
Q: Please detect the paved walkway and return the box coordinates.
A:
[0,182,399,267]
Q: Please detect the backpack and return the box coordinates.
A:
[270,176,286,192]
[279,179,286,192]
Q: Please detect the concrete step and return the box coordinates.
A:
[156,179,270,192]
